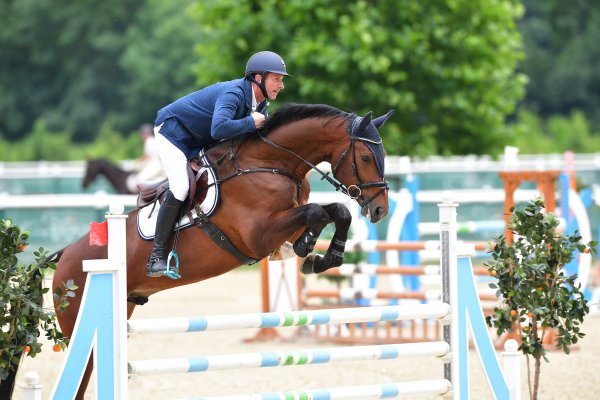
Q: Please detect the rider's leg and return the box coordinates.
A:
[146,131,189,277]
[146,190,183,277]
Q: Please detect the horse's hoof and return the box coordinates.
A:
[300,254,321,274]
[331,256,343,268]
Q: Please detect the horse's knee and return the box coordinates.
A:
[305,203,330,228]
[330,203,352,229]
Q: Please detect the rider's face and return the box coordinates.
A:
[258,73,285,101]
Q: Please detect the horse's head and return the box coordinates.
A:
[257,103,392,222]
[331,110,394,223]
[81,160,99,189]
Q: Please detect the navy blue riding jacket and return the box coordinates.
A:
[155,77,268,160]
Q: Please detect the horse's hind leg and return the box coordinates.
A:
[299,203,352,274]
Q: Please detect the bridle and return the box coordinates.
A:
[330,135,389,212]
[258,116,389,210]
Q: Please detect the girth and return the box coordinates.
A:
[189,203,259,265]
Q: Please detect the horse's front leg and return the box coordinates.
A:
[296,202,352,274]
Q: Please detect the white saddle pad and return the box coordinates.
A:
[136,153,218,240]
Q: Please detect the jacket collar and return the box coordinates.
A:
[244,77,267,112]
[243,77,254,110]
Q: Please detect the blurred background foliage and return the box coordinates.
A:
[1,0,599,160]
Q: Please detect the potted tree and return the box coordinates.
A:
[485,198,595,400]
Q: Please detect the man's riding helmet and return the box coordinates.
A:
[245,51,290,98]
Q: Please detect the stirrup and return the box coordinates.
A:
[164,250,181,280]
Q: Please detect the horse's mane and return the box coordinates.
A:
[204,104,351,153]
[262,103,351,134]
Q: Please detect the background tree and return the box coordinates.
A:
[509,1,600,152]
[511,110,600,154]
[192,0,526,156]
[485,199,595,400]
[0,0,200,143]
[518,0,600,126]
[117,0,203,130]
[9,1,600,158]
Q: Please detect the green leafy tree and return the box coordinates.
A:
[519,1,600,127]
[0,0,200,144]
[485,198,595,400]
[0,220,75,390]
[82,118,138,161]
[0,0,143,141]
[192,0,526,156]
[511,109,600,154]
[117,0,203,129]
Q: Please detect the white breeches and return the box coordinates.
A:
[155,129,189,201]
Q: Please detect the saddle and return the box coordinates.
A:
[136,158,207,213]
[135,153,258,265]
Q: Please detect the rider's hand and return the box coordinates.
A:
[252,112,266,129]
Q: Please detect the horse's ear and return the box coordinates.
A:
[373,110,394,128]
[357,111,373,132]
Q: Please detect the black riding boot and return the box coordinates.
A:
[146,190,183,277]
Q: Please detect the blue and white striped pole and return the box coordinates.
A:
[128,342,450,375]
[127,304,451,335]
[189,380,452,400]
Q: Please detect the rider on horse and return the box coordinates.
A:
[147,51,290,278]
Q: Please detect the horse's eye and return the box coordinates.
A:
[361,154,371,162]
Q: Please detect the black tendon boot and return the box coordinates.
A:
[146,190,183,277]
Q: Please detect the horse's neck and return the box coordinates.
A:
[266,118,346,174]
[99,161,128,185]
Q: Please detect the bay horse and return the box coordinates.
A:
[82,158,134,194]
[54,103,392,398]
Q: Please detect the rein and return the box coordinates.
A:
[206,137,305,199]
[258,134,347,193]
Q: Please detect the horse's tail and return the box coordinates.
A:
[0,249,64,398]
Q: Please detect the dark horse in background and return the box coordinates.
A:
[81,158,134,194]
[3,104,393,399]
